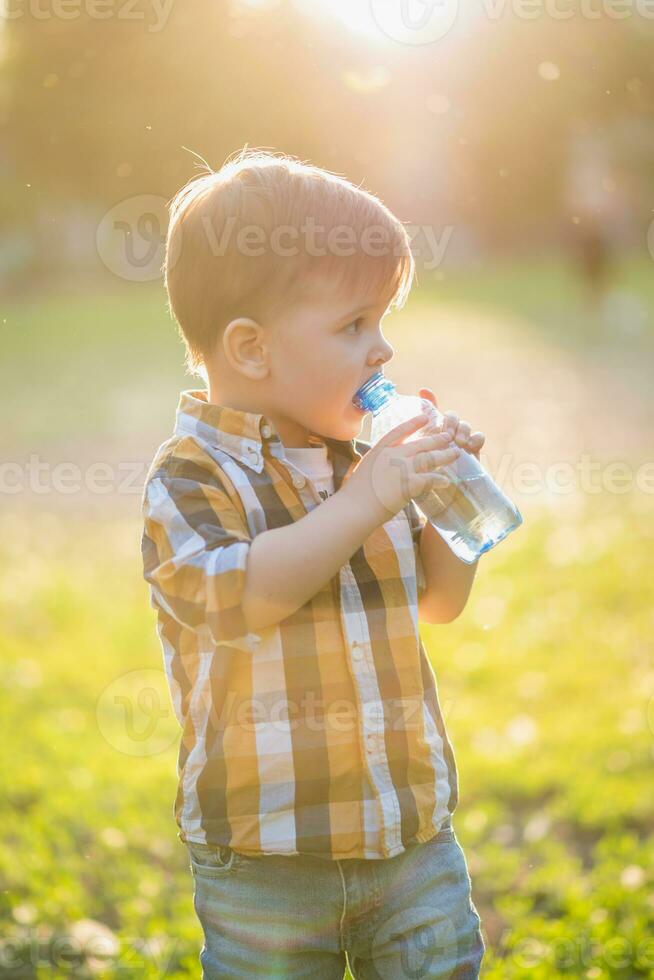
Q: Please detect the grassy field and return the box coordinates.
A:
[1,256,653,977]
[2,496,652,978]
[412,250,654,352]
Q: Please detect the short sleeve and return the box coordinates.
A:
[405,498,428,600]
[141,469,262,653]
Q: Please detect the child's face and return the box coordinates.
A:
[266,277,395,446]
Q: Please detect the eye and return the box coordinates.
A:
[343,319,363,334]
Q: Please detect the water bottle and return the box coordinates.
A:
[352,372,523,564]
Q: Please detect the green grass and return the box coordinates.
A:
[1,495,652,977]
[0,279,189,451]
[412,249,654,355]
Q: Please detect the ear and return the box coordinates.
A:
[222,317,270,380]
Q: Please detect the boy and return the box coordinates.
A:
[141,148,486,978]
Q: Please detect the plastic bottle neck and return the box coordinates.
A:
[352,372,398,416]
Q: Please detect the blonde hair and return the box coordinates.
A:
[164,146,415,376]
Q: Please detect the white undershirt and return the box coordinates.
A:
[283,444,335,507]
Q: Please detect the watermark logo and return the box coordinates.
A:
[96,194,172,282]
[96,668,177,756]
[371,907,459,979]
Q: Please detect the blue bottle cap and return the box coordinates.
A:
[352,372,397,413]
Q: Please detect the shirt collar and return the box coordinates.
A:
[174,389,361,485]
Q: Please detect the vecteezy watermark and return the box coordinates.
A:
[370,0,460,46]
[0,0,176,32]
[195,690,451,735]
[366,445,654,519]
[486,453,654,498]
[510,933,654,972]
[195,216,452,270]
[368,0,654,46]
[0,927,179,975]
[2,452,654,499]
[95,670,458,750]
[95,193,455,281]
[96,668,178,757]
[0,456,146,496]
[478,0,654,20]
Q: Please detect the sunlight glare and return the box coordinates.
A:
[291,0,385,42]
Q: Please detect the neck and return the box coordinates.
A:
[206,379,316,449]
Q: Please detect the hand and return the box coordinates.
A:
[343,412,462,524]
[418,388,485,461]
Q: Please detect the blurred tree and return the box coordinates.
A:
[1,0,654,264]
[458,15,654,249]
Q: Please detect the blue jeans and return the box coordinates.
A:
[185,819,485,979]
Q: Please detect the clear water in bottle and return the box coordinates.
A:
[352,372,523,564]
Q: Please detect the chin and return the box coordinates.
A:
[339,419,365,441]
[312,421,357,443]
[312,405,365,443]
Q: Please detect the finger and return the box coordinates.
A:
[468,431,485,451]
[419,412,447,437]
[454,420,472,447]
[416,470,455,495]
[442,411,459,438]
[380,413,429,447]
[414,445,461,472]
[415,473,453,496]
[404,431,454,455]
[429,471,453,487]
[419,396,438,420]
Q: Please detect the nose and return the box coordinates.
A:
[369,335,394,368]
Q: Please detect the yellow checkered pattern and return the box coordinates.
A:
[141,389,458,859]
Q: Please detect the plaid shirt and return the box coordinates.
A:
[141,389,458,860]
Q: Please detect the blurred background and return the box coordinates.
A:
[1,2,653,977]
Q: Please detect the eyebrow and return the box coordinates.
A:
[335,300,389,325]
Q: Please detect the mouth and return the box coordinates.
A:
[353,371,384,403]
[352,373,382,412]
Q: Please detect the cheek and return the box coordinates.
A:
[304,346,344,382]
[272,335,310,377]
[321,339,359,375]
[275,332,357,393]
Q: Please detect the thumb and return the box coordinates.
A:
[418,388,438,409]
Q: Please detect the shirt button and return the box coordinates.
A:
[366,734,376,753]
[352,645,363,661]
[292,473,306,489]
[261,424,272,438]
